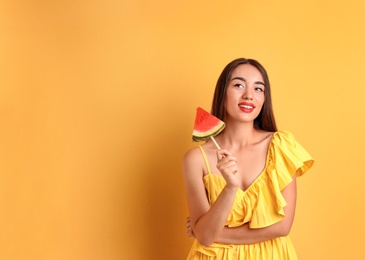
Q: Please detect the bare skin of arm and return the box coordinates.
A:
[183,147,240,247]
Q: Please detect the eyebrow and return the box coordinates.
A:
[231,77,265,86]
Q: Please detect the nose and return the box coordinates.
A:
[242,87,253,100]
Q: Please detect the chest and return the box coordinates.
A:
[209,144,270,191]
[235,148,268,190]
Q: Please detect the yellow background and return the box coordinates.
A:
[1,0,364,259]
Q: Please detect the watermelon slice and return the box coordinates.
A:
[192,107,225,146]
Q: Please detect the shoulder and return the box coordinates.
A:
[183,141,217,164]
[274,130,294,138]
[258,130,275,142]
[182,146,205,174]
[272,130,296,146]
[251,130,275,147]
[272,130,310,149]
[183,146,203,165]
[182,146,208,186]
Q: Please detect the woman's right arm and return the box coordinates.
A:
[182,148,239,246]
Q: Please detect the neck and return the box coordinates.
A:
[216,121,259,149]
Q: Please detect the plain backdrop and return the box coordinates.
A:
[1,0,364,259]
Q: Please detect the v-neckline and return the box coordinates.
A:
[203,131,276,192]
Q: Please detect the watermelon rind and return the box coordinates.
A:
[192,123,225,142]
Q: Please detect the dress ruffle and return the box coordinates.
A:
[203,130,314,229]
[187,236,298,259]
[188,131,314,259]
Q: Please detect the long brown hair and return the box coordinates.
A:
[211,58,277,132]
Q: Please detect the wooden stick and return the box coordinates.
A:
[210,136,221,150]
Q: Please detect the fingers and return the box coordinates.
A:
[216,149,231,160]
[186,216,191,228]
[216,149,236,161]
[216,149,237,171]
[186,216,194,237]
[216,149,239,189]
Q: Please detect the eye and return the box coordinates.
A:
[255,87,264,92]
[234,83,245,88]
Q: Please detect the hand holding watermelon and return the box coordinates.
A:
[192,107,225,150]
[216,149,240,189]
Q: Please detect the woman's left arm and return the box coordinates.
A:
[216,173,297,245]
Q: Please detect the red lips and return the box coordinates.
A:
[238,102,255,113]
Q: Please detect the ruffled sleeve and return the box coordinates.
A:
[249,130,314,228]
[271,130,314,179]
[224,130,314,229]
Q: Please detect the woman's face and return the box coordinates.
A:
[225,64,265,124]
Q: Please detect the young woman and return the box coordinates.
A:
[183,58,314,259]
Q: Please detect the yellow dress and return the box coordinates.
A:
[186,131,314,260]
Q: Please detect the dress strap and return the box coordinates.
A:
[198,146,211,174]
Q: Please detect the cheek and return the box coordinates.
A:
[225,92,234,105]
[226,90,240,102]
[224,94,238,113]
[256,94,265,105]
